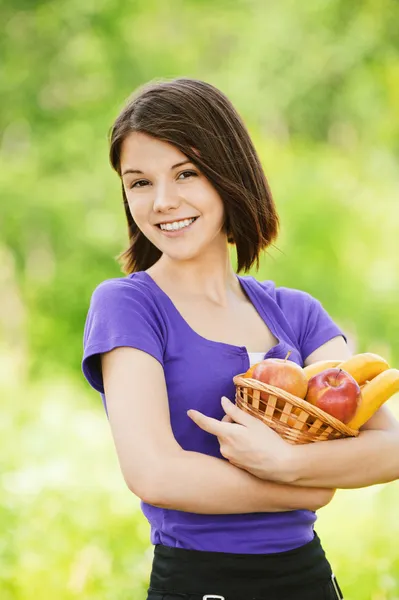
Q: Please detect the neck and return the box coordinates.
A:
[148,245,242,306]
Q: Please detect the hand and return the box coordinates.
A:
[187,396,295,482]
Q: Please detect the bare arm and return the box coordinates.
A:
[303,335,352,366]
[285,406,399,488]
[147,448,335,513]
[101,347,334,514]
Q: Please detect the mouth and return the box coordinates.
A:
[156,216,199,233]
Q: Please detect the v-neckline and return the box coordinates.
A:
[137,271,285,359]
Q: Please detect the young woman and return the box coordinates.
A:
[82,78,399,600]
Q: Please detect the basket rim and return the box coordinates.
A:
[233,374,359,437]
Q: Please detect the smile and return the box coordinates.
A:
[158,217,198,231]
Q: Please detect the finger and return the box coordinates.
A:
[221,414,234,423]
[221,396,261,428]
[187,409,230,437]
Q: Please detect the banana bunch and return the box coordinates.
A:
[303,353,399,429]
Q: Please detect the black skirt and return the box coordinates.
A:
[146,531,344,599]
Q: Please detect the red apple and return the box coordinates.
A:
[251,354,308,399]
[306,368,361,423]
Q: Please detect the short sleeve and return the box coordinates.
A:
[82,277,166,393]
[275,287,347,361]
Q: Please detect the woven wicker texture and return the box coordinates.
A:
[233,374,359,445]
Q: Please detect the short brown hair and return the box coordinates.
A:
[109,78,279,273]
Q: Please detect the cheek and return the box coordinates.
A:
[126,197,148,224]
[207,190,225,221]
[199,187,225,220]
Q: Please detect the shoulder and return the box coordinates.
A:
[274,285,319,315]
[90,272,151,303]
[245,276,317,312]
[255,277,335,326]
[82,273,166,392]
[245,276,345,359]
[85,272,167,341]
[89,272,162,316]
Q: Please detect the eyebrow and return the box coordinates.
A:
[121,159,192,177]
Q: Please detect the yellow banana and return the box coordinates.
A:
[303,360,342,380]
[347,368,399,429]
[338,353,390,385]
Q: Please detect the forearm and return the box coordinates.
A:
[284,430,399,489]
[143,449,334,514]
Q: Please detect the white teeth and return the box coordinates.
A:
[160,218,196,231]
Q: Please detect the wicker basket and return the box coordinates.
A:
[233,374,359,444]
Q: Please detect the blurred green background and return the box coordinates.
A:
[1,0,399,597]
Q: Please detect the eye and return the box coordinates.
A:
[178,170,198,180]
[130,179,149,189]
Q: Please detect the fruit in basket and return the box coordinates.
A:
[306,368,361,423]
[243,363,260,379]
[251,352,308,399]
[347,368,399,429]
[236,351,397,442]
[303,360,342,380]
[338,353,389,385]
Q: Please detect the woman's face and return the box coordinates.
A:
[120,132,227,263]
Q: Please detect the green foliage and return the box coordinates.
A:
[1,0,399,597]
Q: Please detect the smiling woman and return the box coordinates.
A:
[108,78,279,276]
[79,77,399,600]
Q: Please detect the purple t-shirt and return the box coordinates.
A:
[82,271,346,554]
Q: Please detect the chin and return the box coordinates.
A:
[164,249,202,262]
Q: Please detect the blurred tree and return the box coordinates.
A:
[1,0,399,380]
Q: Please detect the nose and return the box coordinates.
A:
[153,180,181,213]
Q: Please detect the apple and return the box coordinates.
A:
[306,368,361,423]
[251,353,308,399]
